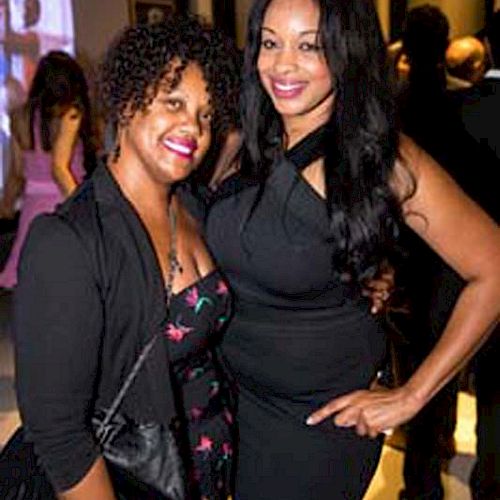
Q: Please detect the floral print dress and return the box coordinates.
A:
[166,270,233,499]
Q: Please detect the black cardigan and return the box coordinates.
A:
[14,165,176,491]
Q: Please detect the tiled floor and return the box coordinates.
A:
[0,290,477,498]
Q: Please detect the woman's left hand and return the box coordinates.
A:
[306,382,422,438]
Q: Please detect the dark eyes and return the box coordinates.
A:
[260,39,322,52]
[162,97,212,124]
[164,97,183,111]
[298,41,322,52]
[200,111,214,124]
[261,39,277,50]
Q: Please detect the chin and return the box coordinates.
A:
[273,102,309,118]
[167,165,196,183]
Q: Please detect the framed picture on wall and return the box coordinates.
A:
[128,0,187,25]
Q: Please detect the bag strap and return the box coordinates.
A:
[95,204,180,438]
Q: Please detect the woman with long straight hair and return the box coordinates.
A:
[0,50,96,288]
[190,0,500,498]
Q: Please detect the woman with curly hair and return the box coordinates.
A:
[12,17,240,500]
[0,50,96,288]
[188,0,500,498]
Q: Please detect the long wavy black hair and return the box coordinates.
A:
[240,0,406,284]
[27,51,96,175]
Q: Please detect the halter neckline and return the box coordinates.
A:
[284,124,329,171]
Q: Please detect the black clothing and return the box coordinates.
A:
[202,137,386,499]
[461,74,500,161]
[14,165,232,495]
[397,71,500,500]
[470,327,500,500]
[460,71,500,500]
[397,79,462,500]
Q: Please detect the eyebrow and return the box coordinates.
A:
[261,27,319,36]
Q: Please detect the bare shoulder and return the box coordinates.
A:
[58,106,82,132]
[391,134,424,200]
[61,106,82,122]
[52,107,82,147]
[392,134,500,281]
[392,134,463,222]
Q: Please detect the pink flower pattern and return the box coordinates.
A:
[195,435,214,453]
[185,286,199,308]
[190,406,203,420]
[165,322,193,343]
[185,286,215,314]
[216,280,229,295]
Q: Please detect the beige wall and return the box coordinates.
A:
[228,0,490,45]
[71,0,489,64]
[189,0,213,24]
[72,0,216,65]
[375,0,390,40]
[73,0,129,65]
[232,0,392,48]
[407,0,486,37]
[235,0,252,47]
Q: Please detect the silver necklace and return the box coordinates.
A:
[165,201,182,307]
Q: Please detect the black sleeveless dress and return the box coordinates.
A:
[200,131,388,499]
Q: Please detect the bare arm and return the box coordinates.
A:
[307,136,500,436]
[58,458,115,500]
[0,131,24,218]
[395,137,499,404]
[51,107,82,197]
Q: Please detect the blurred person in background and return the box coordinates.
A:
[387,40,410,91]
[0,50,95,289]
[446,36,487,89]
[396,5,500,500]
[461,10,500,159]
[457,10,500,499]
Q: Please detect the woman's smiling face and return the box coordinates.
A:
[120,62,213,185]
[257,0,334,125]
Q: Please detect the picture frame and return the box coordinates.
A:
[128,0,186,25]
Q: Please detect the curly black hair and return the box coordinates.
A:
[99,15,241,154]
